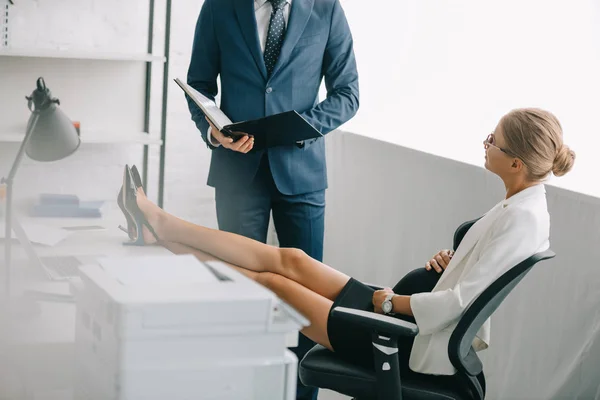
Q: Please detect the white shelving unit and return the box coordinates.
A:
[0,47,166,148]
[0,131,163,146]
[0,0,173,205]
[0,48,166,62]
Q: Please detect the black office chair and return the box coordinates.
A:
[299,218,556,400]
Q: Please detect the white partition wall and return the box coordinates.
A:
[336,0,600,200]
[323,131,600,399]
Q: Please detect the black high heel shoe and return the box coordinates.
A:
[122,165,159,246]
[117,165,135,239]
[117,165,146,238]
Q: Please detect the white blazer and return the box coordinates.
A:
[408,184,550,375]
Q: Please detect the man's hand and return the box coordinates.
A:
[206,117,254,153]
[372,287,394,314]
[425,249,454,273]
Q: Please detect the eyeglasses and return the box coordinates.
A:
[483,133,512,156]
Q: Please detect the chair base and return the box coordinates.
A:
[300,345,479,400]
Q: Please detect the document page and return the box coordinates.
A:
[174,78,232,131]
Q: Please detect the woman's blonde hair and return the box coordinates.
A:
[500,108,575,180]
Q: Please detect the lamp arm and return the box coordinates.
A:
[3,112,40,185]
[3,112,40,297]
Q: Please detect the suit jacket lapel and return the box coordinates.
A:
[269,0,314,79]
[235,0,268,80]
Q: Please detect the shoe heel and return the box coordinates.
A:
[122,215,158,246]
[122,216,146,246]
[122,235,146,246]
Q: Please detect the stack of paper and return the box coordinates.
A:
[29,193,105,218]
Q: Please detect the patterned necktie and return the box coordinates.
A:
[264,0,287,77]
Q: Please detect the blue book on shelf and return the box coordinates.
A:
[39,193,80,206]
[30,201,104,218]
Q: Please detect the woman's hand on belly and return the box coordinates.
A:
[425,249,454,273]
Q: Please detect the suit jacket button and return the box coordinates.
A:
[266,87,273,94]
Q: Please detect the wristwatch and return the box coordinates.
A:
[382,293,395,315]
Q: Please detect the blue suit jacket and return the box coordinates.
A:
[187,0,359,195]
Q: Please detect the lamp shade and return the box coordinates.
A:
[25,102,81,162]
[22,77,81,162]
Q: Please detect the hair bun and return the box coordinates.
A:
[552,145,575,177]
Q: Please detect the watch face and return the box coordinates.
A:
[382,301,392,314]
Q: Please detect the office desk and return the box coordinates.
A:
[0,202,171,400]
[1,203,302,399]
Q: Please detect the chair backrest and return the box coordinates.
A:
[448,217,555,399]
[452,218,480,252]
[448,249,555,373]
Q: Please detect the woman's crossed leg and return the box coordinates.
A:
[137,189,351,301]
[163,240,335,351]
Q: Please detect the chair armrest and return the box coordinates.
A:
[362,282,384,291]
[331,307,419,337]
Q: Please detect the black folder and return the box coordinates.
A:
[175,77,322,150]
[222,111,323,150]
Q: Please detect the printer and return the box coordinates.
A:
[71,254,308,400]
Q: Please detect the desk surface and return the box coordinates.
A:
[0,201,301,400]
[0,201,172,346]
[14,201,171,259]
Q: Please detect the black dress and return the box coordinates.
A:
[326,268,442,368]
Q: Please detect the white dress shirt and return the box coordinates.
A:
[409,184,550,375]
[209,0,292,146]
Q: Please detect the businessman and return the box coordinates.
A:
[186,0,359,398]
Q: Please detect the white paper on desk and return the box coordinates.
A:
[0,220,73,246]
[98,254,219,286]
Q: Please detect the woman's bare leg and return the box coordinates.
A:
[161,240,260,281]
[138,191,350,301]
[162,240,215,262]
[161,241,333,350]
[256,271,333,351]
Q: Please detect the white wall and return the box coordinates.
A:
[148,0,218,225]
[5,0,148,51]
[339,0,600,198]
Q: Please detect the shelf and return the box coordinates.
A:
[0,132,163,146]
[0,48,166,62]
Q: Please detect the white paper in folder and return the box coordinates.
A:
[98,254,219,286]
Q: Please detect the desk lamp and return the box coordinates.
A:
[1,77,81,297]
